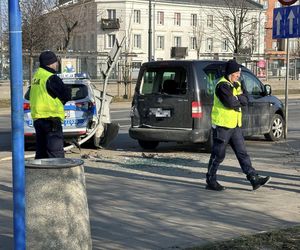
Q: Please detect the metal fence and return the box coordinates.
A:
[1,51,300,99]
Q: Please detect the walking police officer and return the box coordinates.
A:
[30,50,71,159]
[206,59,271,191]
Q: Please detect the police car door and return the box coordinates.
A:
[241,70,270,135]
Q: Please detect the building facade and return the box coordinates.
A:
[55,0,265,78]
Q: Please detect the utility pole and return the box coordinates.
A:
[148,0,152,61]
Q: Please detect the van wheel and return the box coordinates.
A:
[264,114,284,141]
[138,140,159,150]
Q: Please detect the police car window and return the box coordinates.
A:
[241,71,263,96]
[70,85,88,100]
[140,67,187,95]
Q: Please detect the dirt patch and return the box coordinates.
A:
[188,225,300,250]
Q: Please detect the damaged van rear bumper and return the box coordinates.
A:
[129,127,208,143]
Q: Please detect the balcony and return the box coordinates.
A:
[101,18,120,30]
[170,47,187,59]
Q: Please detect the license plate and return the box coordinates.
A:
[63,119,77,126]
[149,108,171,118]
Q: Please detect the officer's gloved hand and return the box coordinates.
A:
[234,107,242,112]
[233,82,239,89]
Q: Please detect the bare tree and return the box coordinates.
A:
[45,0,89,53]
[21,0,52,81]
[212,0,259,56]
[192,18,204,59]
[21,0,49,51]
[20,0,90,80]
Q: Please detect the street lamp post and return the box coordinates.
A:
[148,0,152,61]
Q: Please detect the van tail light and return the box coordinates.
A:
[192,101,203,118]
[23,103,30,110]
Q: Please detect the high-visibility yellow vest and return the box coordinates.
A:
[30,67,65,121]
[211,76,243,128]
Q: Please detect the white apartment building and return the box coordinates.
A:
[58,0,265,78]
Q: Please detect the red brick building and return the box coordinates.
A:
[256,0,299,77]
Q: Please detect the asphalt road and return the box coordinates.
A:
[0,99,299,153]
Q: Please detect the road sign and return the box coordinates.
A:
[273,5,300,39]
[278,0,298,6]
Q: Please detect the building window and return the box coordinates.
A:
[77,36,81,50]
[190,37,197,50]
[224,16,230,27]
[251,18,257,30]
[222,38,229,51]
[107,34,116,48]
[107,9,116,19]
[174,13,181,26]
[134,10,141,24]
[207,15,213,28]
[82,35,86,51]
[206,38,213,51]
[90,34,95,50]
[252,39,257,52]
[157,36,165,49]
[191,14,197,27]
[174,36,181,47]
[72,37,76,50]
[132,61,142,69]
[157,11,164,25]
[263,0,268,9]
[133,34,142,49]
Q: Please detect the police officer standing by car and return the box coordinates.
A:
[30,50,71,159]
[206,59,271,191]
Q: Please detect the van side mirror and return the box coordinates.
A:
[264,84,272,96]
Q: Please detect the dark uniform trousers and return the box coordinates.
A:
[33,118,64,159]
[207,126,256,183]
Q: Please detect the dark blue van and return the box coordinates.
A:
[129,60,285,151]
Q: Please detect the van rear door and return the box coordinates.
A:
[136,65,191,129]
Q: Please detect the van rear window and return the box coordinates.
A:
[140,67,187,95]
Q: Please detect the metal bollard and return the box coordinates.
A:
[25,158,92,250]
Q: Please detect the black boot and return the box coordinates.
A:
[247,174,271,191]
[206,181,226,191]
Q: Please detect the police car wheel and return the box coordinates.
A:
[264,114,284,141]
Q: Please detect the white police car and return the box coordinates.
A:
[24,73,117,148]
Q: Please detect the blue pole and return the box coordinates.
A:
[8,0,26,249]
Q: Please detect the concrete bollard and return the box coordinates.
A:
[25,158,92,250]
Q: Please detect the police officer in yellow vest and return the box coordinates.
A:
[30,50,71,159]
[206,59,271,191]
